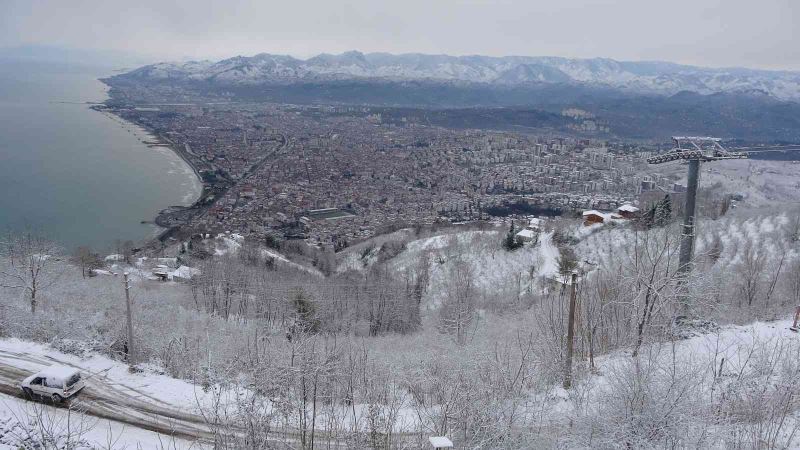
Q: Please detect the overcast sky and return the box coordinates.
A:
[2,0,798,70]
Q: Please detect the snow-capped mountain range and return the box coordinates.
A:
[122,51,800,100]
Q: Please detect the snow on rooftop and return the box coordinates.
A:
[582,210,625,224]
[516,229,538,238]
[170,265,201,280]
[428,436,454,448]
[618,204,639,212]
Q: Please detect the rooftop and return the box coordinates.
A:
[428,436,453,448]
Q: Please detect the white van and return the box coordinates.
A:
[20,365,85,403]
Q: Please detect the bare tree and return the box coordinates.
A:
[786,259,800,308]
[0,232,63,313]
[736,239,767,307]
[785,211,800,243]
[628,227,682,357]
[557,245,578,283]
[72,245,102,279]
[438,259,476,344]
[706,233,724,264]
[121,240,135,264]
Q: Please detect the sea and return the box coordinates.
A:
[0,59,202,253]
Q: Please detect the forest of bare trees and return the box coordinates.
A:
[1,211,799,448]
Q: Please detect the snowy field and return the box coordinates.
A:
[658,159,800,208]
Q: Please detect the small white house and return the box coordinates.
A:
[105,254,124,262]
[515,228,539,242]
[429,436,453,449]
[515,217,542,242]
[170,265,201,281]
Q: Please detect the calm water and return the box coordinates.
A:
[0,60,201,252]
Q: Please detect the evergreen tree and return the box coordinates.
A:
[503,222,522,251]
[655,195,672,226]
[288,289,320,338]
[641,204,657,229]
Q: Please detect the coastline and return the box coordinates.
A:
[94,77,205,201]
[90,99,208,246]
[96,106,205,202]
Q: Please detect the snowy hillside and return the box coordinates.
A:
[547,316,800,448]
[338,225,581,309]
[2,313,795,449]
[338,206,800,318]
[120,51,800,100]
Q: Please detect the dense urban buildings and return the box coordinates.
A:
[105,101,675,248]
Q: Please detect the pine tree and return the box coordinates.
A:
[641,204,657,229]
[503,222,522,251]
[655,195,672,226]
[289,289,320,337]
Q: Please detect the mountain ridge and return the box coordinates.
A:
[119,51,800,101]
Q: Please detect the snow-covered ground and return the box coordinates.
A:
[339,228,562,308]
[0,337,420,439]
[544,317,800,447]
[210,232,323,276]
[0,339,215,448]
[0,392,199,449]
[1,314,797,447]
[583,317,799,393]
[659,159,800,208]
[0,339,212,414]
[575,211,798,278]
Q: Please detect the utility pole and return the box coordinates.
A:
[123,272,135,364]
[647,137,747,313]
[563,272,578,389]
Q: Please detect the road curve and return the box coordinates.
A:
[0,349,217,445]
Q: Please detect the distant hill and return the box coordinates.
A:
[116,51,800,101]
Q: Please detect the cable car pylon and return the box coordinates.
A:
[647,136,748,313]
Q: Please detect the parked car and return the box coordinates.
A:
[20,365,85,403]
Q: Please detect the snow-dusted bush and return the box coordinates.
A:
[0,403,93,449]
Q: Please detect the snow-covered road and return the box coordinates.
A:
[0,347,216,446]
[0,339,351,448]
